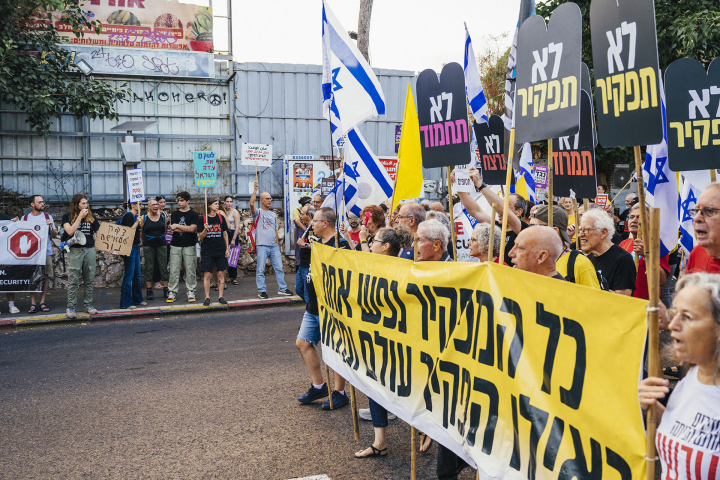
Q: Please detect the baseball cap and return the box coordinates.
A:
[532,205,571,245]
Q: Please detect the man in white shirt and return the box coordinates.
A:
[21,195,57,313]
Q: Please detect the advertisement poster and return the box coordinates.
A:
[292,163,314,192]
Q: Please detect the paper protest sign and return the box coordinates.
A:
[452,164,475,193]
[590,0,663,147]
[666,57,720,171]
[473,115,507,186]
[551,90,598,199]
[596,193,609,209]
[126,168,145,203]
[515,3,582,143]
[416,63,471,169]
[95,223,135,256]
[194,151,217,188]
[240,143,273,167]
[534,165,548,189]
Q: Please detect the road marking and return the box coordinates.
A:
[285,476,331,480]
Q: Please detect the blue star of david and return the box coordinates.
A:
[681,190,698,223]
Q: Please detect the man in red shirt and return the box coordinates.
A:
[685,184,720,273]
[618,203,669,299]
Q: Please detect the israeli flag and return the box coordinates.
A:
[322,0,385,144]
[345,128,394,210]
[321,173,362,218]
[464,23,488,123]
[642,76,678,257]
[678,177,701,255]
[512,142,535,203]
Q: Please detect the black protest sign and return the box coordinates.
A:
[514,3,582,144]
[581,62,598,147]
[666,57,720,172]
[416,63,471,169]
[473,115,507,185]
[590,0,663,147]
[552,90,597,199]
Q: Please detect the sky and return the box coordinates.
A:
[228,0,523,73]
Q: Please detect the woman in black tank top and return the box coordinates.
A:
[142,199,169,299]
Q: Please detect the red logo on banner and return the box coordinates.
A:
[379,157,398,181]
[8,229,40,260]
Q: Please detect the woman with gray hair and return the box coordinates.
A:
[469,223,502,263]
[416,219,451,262]
[638,272,720,479]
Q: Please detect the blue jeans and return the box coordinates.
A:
[120,245,143,308]
[295,266,309,303]
[256,245,287,293]
[368,397,388,428]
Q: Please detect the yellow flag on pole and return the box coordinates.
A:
[391,84,424,213]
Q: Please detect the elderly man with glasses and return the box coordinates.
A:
[686,183,720,273]
[396,203,426,259]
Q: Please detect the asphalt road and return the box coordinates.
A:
[0,307,473,480]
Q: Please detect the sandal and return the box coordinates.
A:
[231,279,239,285]
[39,303,50,312]
[154,282,163,290]
[419,433,434,453]
[28,304,37,314]
[354,445,388,458]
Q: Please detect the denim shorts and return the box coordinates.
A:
[297,311,321,345]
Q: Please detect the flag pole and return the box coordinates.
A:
[711,170,717,182]
[633,146,649,270]
[646,208,662,480]
[572,198,580,250]
[410,231,419,479]
[488,204,497,262]
[547,141,554,226]
[498,128,516,263]
[446,166,458,260]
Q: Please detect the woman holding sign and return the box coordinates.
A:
[61,194,100,319]
[198,196,229,306]
[119,201,144,310]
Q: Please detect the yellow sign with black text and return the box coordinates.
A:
[312,243,648,480]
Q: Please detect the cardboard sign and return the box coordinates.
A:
[551,90,598,199]
[515,3,582,143]
[240,143,273,167]
[473,115,507,185]
[126,168,145,203]
[590,0,663,147]
[666,57,720,171]
[534,165,548,189]
[96,223,135,256]
[416,63,471,169]
[596,193,609,208]
[193,151,217,188]
[581,62,598,147]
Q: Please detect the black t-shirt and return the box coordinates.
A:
[142,213,167,247]
[200,214,228,257]
[551,272,567,281]
[306,236,351,315]
[503,220,529,266]
[61,213,100,248]
[587,244,637,292]
[170,209,202,247]
[120,212,141,246]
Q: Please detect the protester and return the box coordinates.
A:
[168,191,201,303]
[597,185,607,195]
[416,219,452,262]
[358,205,385,253]
[420,199,431,211]
[429,202,445,213]
[199,196,230,306]
[618,203,670,299]
[295,205,314,303]
[578,202,622,245]
[579,209,636,294]
[508,226,565,279]
[530,206,601,288]
[686,184,720,273]
[468,223,501,263]
[396,203,426,259]
[21,195,57,313]
[223,195,242,285]
[293,196,312,281]
[312,194,323,209]
[560,197,577,244]
[296,207,351,410]
[142,197,168,300]
[61,193,100,318]
[339,212,362,250]
[119,201,144,309]
[617,193,638,240]
[153,194,169,290]
[354,226,413,459]
[638,273,720,479]
[251,181,292,298]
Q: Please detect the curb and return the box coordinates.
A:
[2,296,304,328]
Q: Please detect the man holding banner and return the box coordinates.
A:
[21,195,57,313]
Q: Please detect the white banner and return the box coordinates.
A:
[0,222,48,292]
[241,143,273,167]
[127,168,145,202]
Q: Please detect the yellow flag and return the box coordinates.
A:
[391,84,424,213]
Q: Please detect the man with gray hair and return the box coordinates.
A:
[416,219,451,262]
[580,209,636,294]
[397,202,427,260]
[508,226,565,280]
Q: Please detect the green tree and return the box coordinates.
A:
[0,0,128,135]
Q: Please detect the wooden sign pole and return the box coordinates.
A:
[572,198,580,249]
[488,204,497,263]
[411,228,419,479]
[498,129,517,263]
[204,188,208,219]
[446,166,458,260]
[547,141,554,227]
[349,384,359,440]
[646,208,662,480]
[633,146,649,270]
[711,169,717,182]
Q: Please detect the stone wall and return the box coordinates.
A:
[48,209,296,289]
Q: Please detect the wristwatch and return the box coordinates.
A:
[475,183,488,192]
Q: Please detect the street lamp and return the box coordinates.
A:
[111,121,159,204]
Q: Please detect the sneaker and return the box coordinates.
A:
[359,408,397,421]
[278,289,293,296]
[86,305,98,315]
[298,383,328,404]
[167,292,176,303]
[137,301,147,306]
[9,305,19,314]
[218,297,227,305]
[187,291,196,302]
[321,391,350,410]
[66,307,76,319]
[258,292,268,299]
[122,305,137,310]
[203,298,211,306]
[147,289,154,300]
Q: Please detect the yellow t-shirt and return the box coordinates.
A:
[568,213,577,242]
[557,250,600,289]
[291,208,301,222]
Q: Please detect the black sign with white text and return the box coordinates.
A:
[473,115,507,185]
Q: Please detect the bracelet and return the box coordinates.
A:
[475,183,488,192]
[361,239,367,244]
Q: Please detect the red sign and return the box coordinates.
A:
[8,229,41,260]
[379,157,398,182]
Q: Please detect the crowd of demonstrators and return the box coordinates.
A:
[119,201,144,310]
[250,181,292,299]
[199,196,230,306]
[168,191,201,303]
[142,197,169,300]
[223,196,242,286]
[580,209,636,294]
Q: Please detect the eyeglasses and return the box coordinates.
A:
[689,207,720,218]
[577,227,599,234]
[666,308,694,324]
[397,215,413,220]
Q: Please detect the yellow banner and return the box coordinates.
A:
[311,243,648,480]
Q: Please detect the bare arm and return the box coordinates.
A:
[231,211,241,244]
[468,168,521,234]
[612,289,633,296]
[63,209,88,236]
[250,180,259,215]
[457,191,492,224]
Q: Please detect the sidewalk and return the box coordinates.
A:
[0,276,304,328]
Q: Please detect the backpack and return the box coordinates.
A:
[21,213,50,222]
[142,213,166,241]
[565,250,608,290]
[116,212,136,226]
